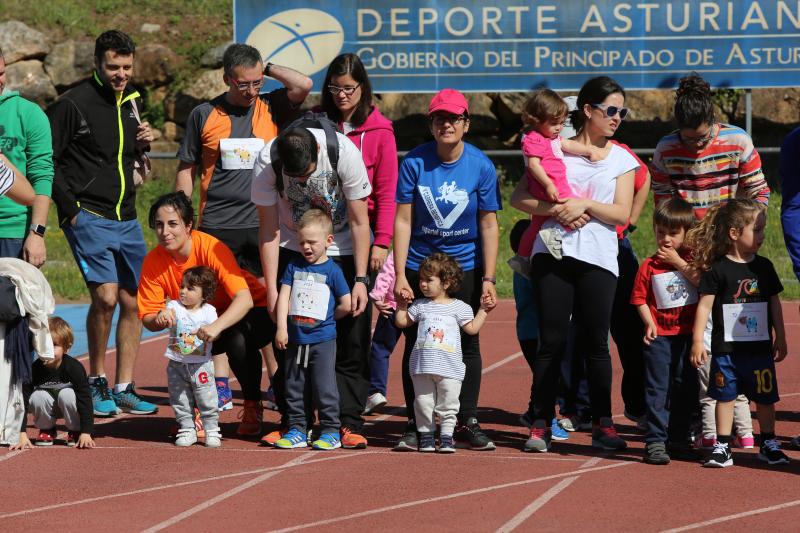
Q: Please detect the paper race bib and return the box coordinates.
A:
[722,302,769,342]
[652,271,698,310]
[219,138,265,170]
[289,272,330,326]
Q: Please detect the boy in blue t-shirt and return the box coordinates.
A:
[274,209,352,450]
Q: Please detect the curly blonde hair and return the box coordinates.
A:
[419,253,464,296]
[685,198,765,272]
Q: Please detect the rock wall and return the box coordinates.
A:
[3,19,797,159]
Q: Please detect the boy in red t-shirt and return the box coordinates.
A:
[631,197,702,465]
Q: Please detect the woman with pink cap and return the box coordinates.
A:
[392,88,501,451]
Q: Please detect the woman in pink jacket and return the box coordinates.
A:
[321,53,400,414]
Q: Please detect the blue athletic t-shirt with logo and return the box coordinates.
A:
[396,141,501,271]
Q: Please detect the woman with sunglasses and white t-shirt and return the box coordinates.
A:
[511,76,638,453]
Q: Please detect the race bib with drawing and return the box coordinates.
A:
[722,302,769,342]
[219,138,265,170]
[289,271,330,327]
[652,271,698,310]
[415,314,460,354]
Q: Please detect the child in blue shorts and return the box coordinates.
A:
[274,209,352,451]
[688,199,790,467]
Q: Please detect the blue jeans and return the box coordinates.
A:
[368,312,402,395]
[0,238,23,259]
[643,335,697,444]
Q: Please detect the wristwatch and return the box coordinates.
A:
[482,276,496,284]
[354,276,370,286]
[29,224,46,237]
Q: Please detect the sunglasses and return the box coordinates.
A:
[679,127,715,146]
[591,104,629,120]
[328,84,360,96]
[430,114,467,126]
[230,77,264,91]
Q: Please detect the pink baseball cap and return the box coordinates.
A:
[428,88,469,116]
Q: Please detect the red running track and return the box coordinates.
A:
[2,300,800,532]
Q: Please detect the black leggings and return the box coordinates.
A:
[212,307,273,401]
[531,254,616,423]
[401,268,483,423]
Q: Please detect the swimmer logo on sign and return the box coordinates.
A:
[245,9,344,76]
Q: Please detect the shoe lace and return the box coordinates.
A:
[94,382,112,401]
[712,441,729,455]
[762,438,781,452]
[600,424,620,438]
[530,426,547,439]
[469,422,487,439]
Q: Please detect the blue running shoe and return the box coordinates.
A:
[90,377,118,417]
[112,383,158,414]
[551,418,569,441]
[275,427,308,449]
[312,432,341,450]
[217,382,233,412]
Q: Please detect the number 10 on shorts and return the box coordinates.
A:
[754,368,773,394]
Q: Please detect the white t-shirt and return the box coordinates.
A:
[0,160,14,197]
[407,298,474,381]
[164,300,218,363]
[250,128,372,256]
[532,144,639,276]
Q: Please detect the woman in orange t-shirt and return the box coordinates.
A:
[138,192,272,437]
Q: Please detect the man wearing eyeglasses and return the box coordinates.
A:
[175,43,311,433]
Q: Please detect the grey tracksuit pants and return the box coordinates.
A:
[285,340,340,434]
[167,359,219,431]
[29,388,80,431]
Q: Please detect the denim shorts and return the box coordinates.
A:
[62,210,147,289]
[708,352,780,405]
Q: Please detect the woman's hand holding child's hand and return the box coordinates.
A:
[373,299,394,317]
[155,307,176,329]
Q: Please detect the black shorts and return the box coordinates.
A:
[200,226,262,278]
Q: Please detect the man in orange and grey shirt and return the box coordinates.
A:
[175,43,311,427]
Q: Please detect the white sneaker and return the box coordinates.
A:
[363,392,387,415]
[506,255,532,279]
[538,227,564,260]
[175,428,198,447]
[205,429,222,448]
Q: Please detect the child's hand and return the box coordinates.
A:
[656,244,681,267]
[373,299,394,317]
[155,307,176,329]
[545,183,560,203]
[393,277,414,306]
[275,328,288,350]
[480,292,496,311]
[196,323,222,343]
[588,146,604,162]
[9,432,33,451]
[77,433,96,449]
[643,323,657,346]
[773,336,788,362]
[690,341,707,369]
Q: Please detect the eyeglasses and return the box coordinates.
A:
[230,77,264,91]
[430,114,467,126]
[284,162,317,179]
[328,84,360,96]
[679,127,715,146]
[591,104,629,120]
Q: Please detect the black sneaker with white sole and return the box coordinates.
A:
[393,420,418,452]
[704,441,733,468]
[758,438,790,465]
[454,417,495,451]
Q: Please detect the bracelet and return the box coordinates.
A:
[264,62,273,77]
[482,276,496,284]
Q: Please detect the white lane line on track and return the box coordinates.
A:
[0,451,380,519]
[660,499,800,532]
[495,477,579,533]
[493,455,603,532]
[141,451,316,533]
[265,461,632,533]
[483,351,522,374]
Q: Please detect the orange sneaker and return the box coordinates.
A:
[236,400,263,437]
[260,427,286,447]
[341,427,367,449]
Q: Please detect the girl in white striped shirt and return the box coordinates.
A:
[395,253,492,452]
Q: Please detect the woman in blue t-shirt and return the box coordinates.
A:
[392,89,501,451]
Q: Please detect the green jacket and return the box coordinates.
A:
[0,91,53,238]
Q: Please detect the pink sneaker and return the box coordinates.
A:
[698,434,717,449]
[732,433,755,449]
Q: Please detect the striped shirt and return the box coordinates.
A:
[407,298,473,381]
[0,160,14,197]
[651,124,769,219]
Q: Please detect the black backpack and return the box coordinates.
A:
[270,111,340,195]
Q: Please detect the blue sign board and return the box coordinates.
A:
[234,1,800,92]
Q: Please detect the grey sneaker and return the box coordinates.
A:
[507,255,532,279]
[643,441,670,465]
[524,419,551,453]
[591,417,627,450]
[393,420,418,452]
[538,227,564,260]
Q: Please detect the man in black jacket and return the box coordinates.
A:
[47,30,157,417]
